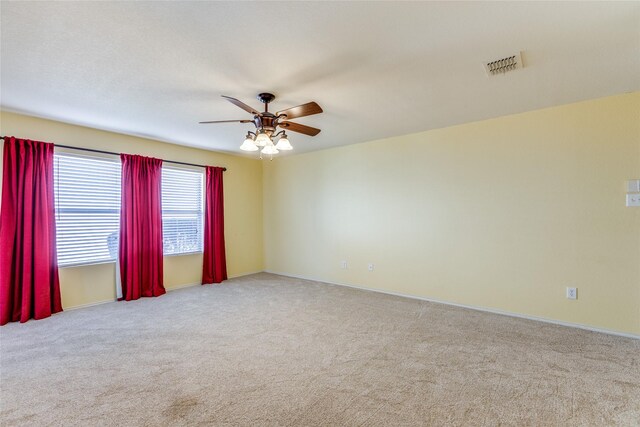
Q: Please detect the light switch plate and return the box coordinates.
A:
[627,180,640,193]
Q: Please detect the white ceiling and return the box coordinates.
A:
[1,2,639,156]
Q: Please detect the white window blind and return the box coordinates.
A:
[53,151,121,267]
[161,166,204,255]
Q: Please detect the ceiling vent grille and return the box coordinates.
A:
[484,52,523,76]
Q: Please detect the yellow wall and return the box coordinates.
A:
[0,111,264,309]
[2,94,639,335]
[263,93,640,335]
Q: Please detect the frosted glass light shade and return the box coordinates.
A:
[239,137,258,151]
[261,145,279,155]
[255,132,271,147]
[275,136,293,150]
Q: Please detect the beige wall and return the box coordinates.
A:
[2,94,639,335]
[263,93,640,335]
[0,111,264,309]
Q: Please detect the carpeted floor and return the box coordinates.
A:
[1,273,639,426]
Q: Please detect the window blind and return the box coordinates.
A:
[53,152,121,266]
[161,166,204,255]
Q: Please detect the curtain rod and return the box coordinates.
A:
[0,137,227,171]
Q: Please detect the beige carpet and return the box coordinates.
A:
[1,273,639,426]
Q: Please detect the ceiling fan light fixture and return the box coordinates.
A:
[255,131,271,147]
[262,144,279,155]
[239,134,258,151]
[275,134,293,150]
[200,93,322,158]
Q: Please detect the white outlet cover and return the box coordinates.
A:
[368,263,374,271]
[566,287,577,300]
[626,194,640,207]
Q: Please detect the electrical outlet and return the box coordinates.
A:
[368,263,374,272]
[341,261,348,269]
[566,287,577,300]
[626,194,640,207]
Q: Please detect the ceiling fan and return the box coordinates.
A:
[200,93,322,156]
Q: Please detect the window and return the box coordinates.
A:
[53,151,121,266]
[53,152,203,266]
[161,166,204,255]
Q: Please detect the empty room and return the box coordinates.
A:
[1,1,639,426]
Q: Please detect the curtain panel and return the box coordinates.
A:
[119,154,165,300]
[0,137,62,325]
[202,166,227,284]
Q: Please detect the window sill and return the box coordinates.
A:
[59,252,204,268]
[164,251,204,258]
[59,259,116,269]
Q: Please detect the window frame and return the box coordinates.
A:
[53,149,122,268]
[52,150,206,267]
[160,164,205,257]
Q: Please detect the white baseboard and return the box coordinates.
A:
[64,298,117,311]
[64,282,201,311]
[62,271,265,312]
[229,270,265,279]
[265,270,640,340]
[167,282,200,291]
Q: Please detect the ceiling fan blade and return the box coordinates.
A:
[221,95,260,115]
[279,121,321,136]
[199,119,253,124]
[276,102,323,120]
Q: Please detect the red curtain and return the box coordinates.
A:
[202,166,227,284]
[0,137,62,325]
[119,154,165,300]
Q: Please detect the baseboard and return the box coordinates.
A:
[265,270,640,340]
[62,271,265,312]
[64,283,200,311]
[229,270,265,279]
[64,299,117,311]
[166,282,200,291]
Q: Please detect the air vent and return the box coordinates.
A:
[484,52,523,76]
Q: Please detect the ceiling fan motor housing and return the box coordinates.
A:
[200,93,322,138]
[256,114,277,134]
